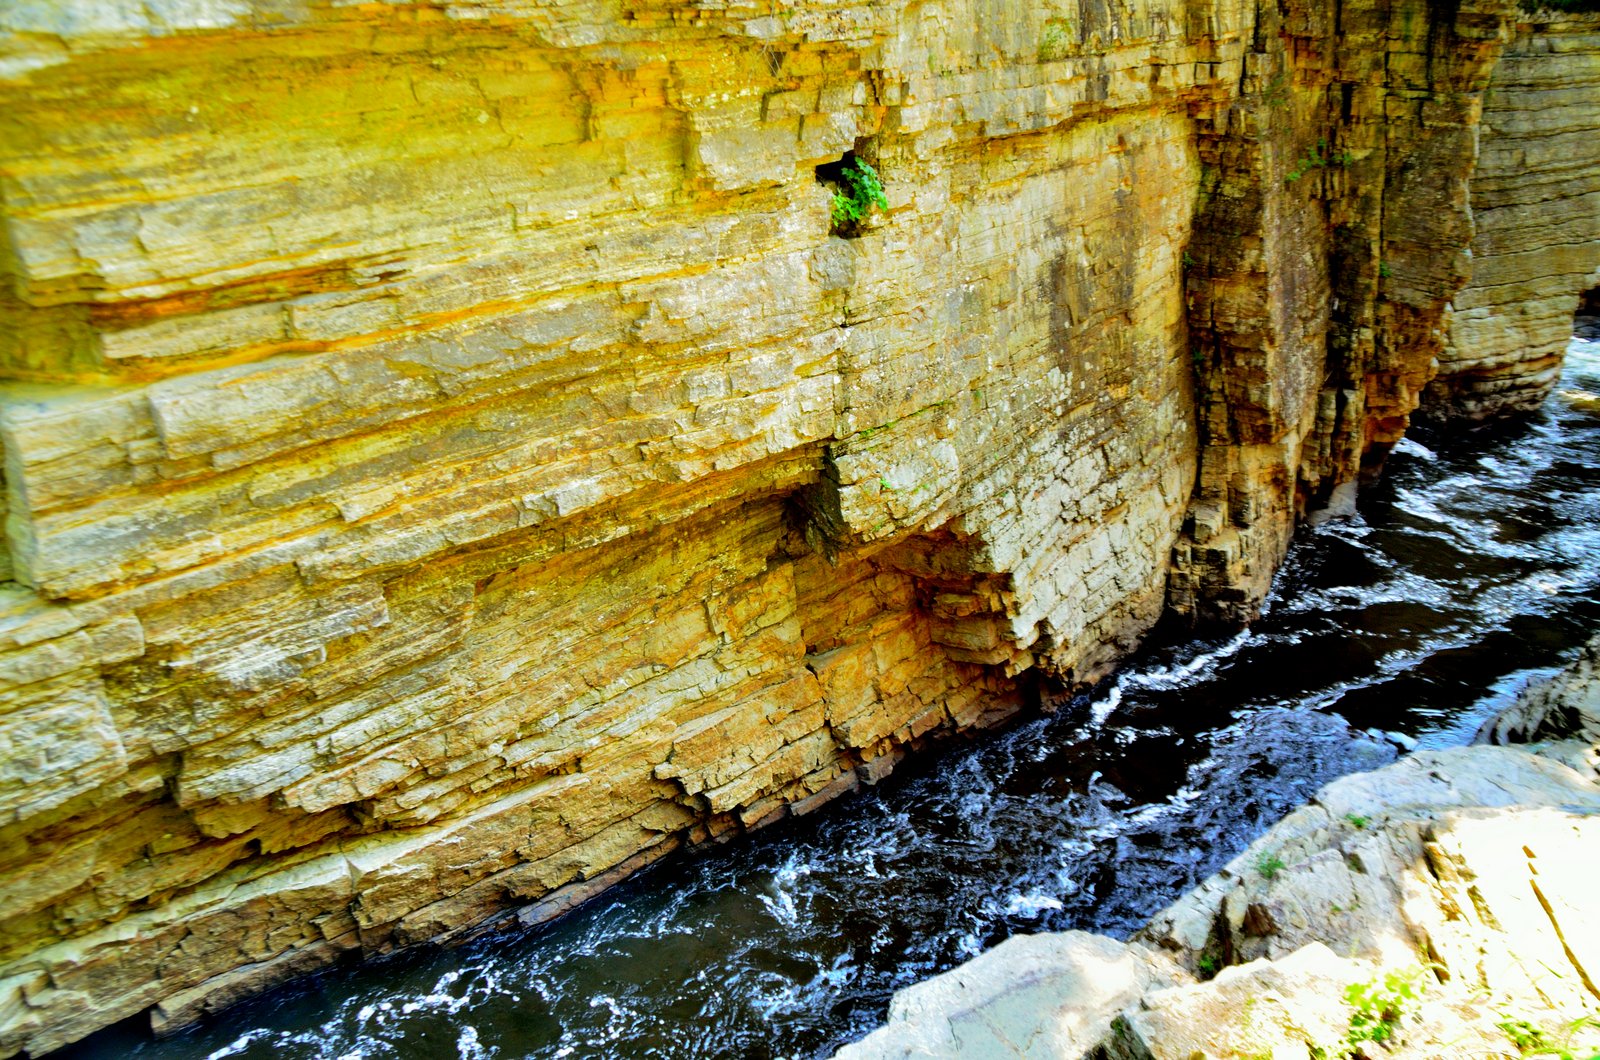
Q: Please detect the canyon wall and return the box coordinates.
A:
[1167,0,1517,623]
[1428,13,1600,422]
[0,0,1585,1054]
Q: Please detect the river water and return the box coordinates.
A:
[67,326,1600,1060]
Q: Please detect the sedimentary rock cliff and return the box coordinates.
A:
[1428,13,1600,421]
[0,1,1592,1054]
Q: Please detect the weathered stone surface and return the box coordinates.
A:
[837,647,1600,1059]
[1103,943,1362,1060]
[835,931,1185,1060]
[0,3,1210,1051]
[1169,0,1519,625]
[1428,15,1600,421]
[1138,746,1600,973]
[0,0,1586,1053]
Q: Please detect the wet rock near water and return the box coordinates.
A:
[1481,632,1600,749]
[839,637,1600,1059]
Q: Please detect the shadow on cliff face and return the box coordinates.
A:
[1578,287,1600,332]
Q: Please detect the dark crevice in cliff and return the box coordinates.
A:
[1427,0,1467,79]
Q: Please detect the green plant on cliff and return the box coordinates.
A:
[830,158,889,235]
[1497,1014,1600,1059]
[1038,20,1073,61]
[1284,152,1321,184]
[1333,967,1425,1057]
[1285,138,1355,185]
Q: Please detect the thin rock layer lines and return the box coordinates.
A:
[0,2,1597,1054]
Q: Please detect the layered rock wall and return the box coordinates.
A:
[0,0,1572,1053]
[0,4,1215,1053]
[1428,12,1600,421]
[1169,0,1512,623]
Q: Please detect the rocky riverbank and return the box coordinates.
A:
[838,636,1600,1059]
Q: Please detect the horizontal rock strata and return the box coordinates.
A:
[1167,0,1523,623]
[0,0,1587,1053]
[1428,13,1600,422]
[0,4,1221,1052]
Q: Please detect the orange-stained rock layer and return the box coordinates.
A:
[0,3,1206,1052]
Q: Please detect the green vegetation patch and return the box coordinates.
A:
[1255,851,1287,880]
[829,158,889,236]
[1038,19,1074,61]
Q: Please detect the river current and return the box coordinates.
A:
[68,325,1600,1060]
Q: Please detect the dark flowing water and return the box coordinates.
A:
[68,328,1600,1060]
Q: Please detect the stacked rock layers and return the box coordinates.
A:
[0,0,1592,1053]
[1429,14,1600,421]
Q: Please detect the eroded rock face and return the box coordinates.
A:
[0,0,1575,1053]
[1167,0,1516,625]
[0,4,1223,1052]
[1428,14,1600,422]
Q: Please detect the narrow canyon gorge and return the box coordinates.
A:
[0,0,1597,1055]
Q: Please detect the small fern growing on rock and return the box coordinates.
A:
[830,158,889,235]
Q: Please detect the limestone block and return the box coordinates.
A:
[834,428,962,543]
[835,932,1185,1060]
[1106,944,1362,1060]
[0,676,125,823]
[691,101,803,191]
